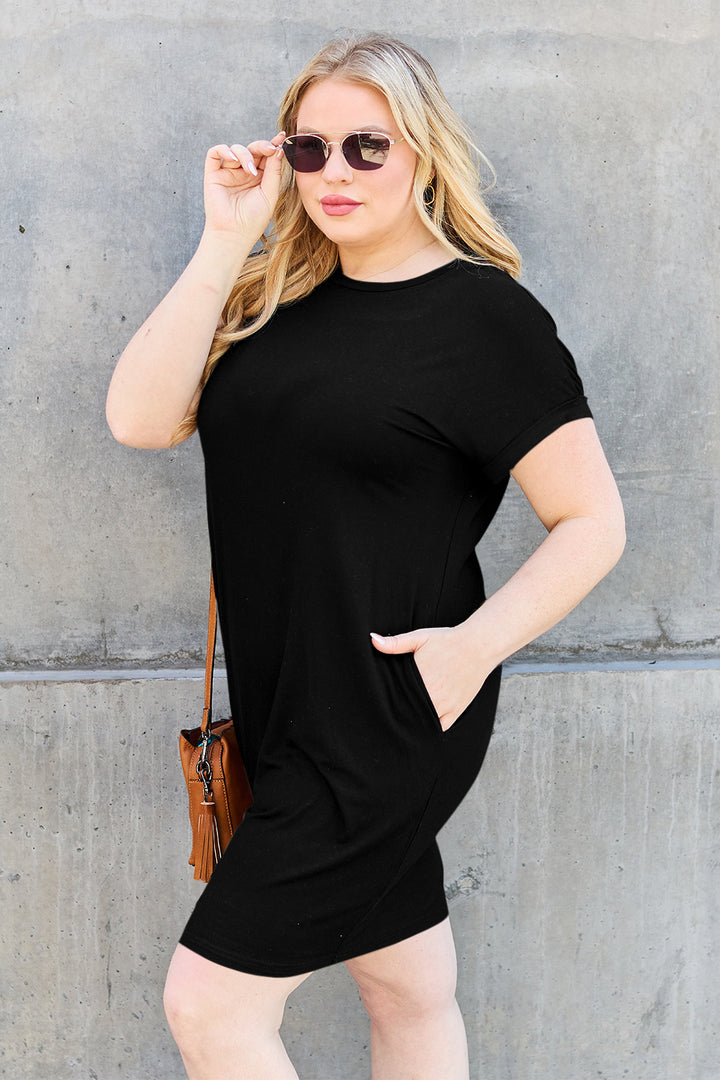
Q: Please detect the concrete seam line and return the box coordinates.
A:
[0,667,228,684]
[507,658,720,673]
[1,659,719,685]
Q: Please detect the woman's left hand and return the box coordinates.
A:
[370,624,494,731]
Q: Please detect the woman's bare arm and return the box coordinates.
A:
[106,136,285,448]
[370,417,626,726]
[457,416,625,662]
[106,231,254,447]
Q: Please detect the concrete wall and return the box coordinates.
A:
[2,666,719,1079]
[2,2,719,1078]
[2,0,718,667]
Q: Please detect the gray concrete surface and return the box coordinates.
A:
[2,2,719,1078]
[1,1,718,667]
[1,666,718,1079]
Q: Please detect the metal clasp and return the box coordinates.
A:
[196,732,217,796]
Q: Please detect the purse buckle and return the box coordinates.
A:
[196,731,217,795]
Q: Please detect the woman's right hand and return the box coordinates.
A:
[202,133,286,246]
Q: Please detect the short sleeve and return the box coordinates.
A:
[446,267,593,484]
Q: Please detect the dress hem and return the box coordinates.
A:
[178,903,449,979]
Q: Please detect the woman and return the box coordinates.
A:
[106,32,625,1080]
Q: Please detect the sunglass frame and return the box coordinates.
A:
[281,131,404,173]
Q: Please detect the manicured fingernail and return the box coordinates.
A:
[370,633,386,644]
[227,150,240,161]
[247,160,258,176]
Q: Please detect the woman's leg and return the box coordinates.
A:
[163,943,312,1080]
[345,916,468,1080]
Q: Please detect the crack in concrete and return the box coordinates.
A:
[445,863,504,903]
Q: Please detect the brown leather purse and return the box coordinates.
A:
[179,574,252,882]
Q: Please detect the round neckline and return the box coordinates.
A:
[331,258,460,291]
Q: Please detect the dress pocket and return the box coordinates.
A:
[407,654,504,740]
[406,652,444,736]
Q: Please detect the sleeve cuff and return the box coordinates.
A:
[483,396,594,485]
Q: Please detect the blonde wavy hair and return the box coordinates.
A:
[172,32,521,444]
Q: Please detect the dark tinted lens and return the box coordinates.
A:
[283,135,327,172]
[344,132,391,170]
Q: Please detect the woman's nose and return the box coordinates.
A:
[321,142,353,182]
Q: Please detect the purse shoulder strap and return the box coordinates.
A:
[201,572,217,737]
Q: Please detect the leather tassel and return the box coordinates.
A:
[194,797,221,882]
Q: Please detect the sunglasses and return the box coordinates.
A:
[281,131,404,173]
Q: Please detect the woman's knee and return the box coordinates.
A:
[163,947,211,1042]
[355,963,457,1026]
[347,921,459,1025]
[163,944,309,1050]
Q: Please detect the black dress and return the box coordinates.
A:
[178,260,592,976]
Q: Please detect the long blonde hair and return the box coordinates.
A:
[172,32,521,444]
